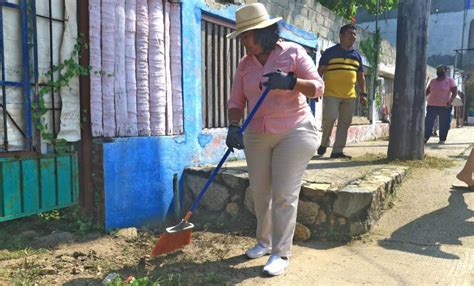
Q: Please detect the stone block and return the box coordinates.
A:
[184,175,229,211]
[333,186,374,218]
[294,223,311,241]
[221,169,248,191]
[321,6,330,18]
[269,4,285,18]
[315,14,325,27]
[230,194,241,202]
[307,9,317,21]
[301,182,331,201]
[306,0,316,8]
[319,26,330,38]
[304,18,312,30]
[294,14,306,28]
[315,2,323,14]
[273,0,289,8]
[338,217,346,225]
[226,202,239,216]
[311,21,320,34]
[315,209,327,225]
[350,221,368,236]
[297,200,320,225]
[115,228,138,240]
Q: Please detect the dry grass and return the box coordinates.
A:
[353,153,456,169]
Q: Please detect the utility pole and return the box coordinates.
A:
[387,0,431,160]
[460,0,469,69]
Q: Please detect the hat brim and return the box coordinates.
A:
[226,17,282,39]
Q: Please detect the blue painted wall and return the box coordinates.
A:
[103,0,319,230]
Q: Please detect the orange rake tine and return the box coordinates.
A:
[152,229,192,256]
[152,211,194,256]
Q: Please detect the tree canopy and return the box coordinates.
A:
[318,0,399,20]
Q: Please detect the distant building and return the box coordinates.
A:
[356,0,474,72]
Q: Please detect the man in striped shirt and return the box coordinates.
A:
[317,24,367,159]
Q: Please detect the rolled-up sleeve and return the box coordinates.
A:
[295,46,324,98]
[227,64,247,111]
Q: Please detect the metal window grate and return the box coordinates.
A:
[0,0,65,153]
[0,0,36,152]
[201,15,245,129]
[38,0,66,140]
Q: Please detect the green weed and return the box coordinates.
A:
[0,248,48,261]
[107,273,182,286]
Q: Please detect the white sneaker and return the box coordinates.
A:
[263,255,289,276]
[245,243,271,259]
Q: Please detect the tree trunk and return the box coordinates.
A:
[387,0,431,160]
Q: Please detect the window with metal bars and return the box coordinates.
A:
[201,15,245,129]
[0,0,65,153]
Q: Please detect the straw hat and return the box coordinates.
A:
[227,3,282,39]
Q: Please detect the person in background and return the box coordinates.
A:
[225,3,324,276]
[424,65,457,144]
[316,24,367,160]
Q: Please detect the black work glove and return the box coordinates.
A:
[262,69,297,90]
[226,124,244,151]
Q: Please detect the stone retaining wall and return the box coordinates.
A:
[183,165,408,241]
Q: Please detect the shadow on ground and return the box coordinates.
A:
[307,157,388,170]
[379,188,474,259]
[64,253,263,285]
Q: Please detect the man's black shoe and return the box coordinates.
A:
[330,152,352,159]
[317,146,327,156]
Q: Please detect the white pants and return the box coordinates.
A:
[243,116,318,257]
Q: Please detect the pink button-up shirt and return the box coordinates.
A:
[227,41,324,134]
[427,77,456,107]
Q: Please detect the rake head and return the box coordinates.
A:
[151,219,194,256]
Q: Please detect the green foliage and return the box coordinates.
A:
[359,32,381,72]
[374,91,382,107]
[31,34,91,153]
[360,30,382,106]
[0,248,49,262]
[465,82,474,113]
[107,274,182,286]
[38,205,103,235]
[318,0,399,20]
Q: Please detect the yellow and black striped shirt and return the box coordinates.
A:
[319,44,363,99]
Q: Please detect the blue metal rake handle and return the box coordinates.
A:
[189,88,271,212]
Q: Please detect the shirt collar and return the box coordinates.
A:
[337,43,354,51]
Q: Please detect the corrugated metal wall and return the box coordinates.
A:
[0,153,79,222]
